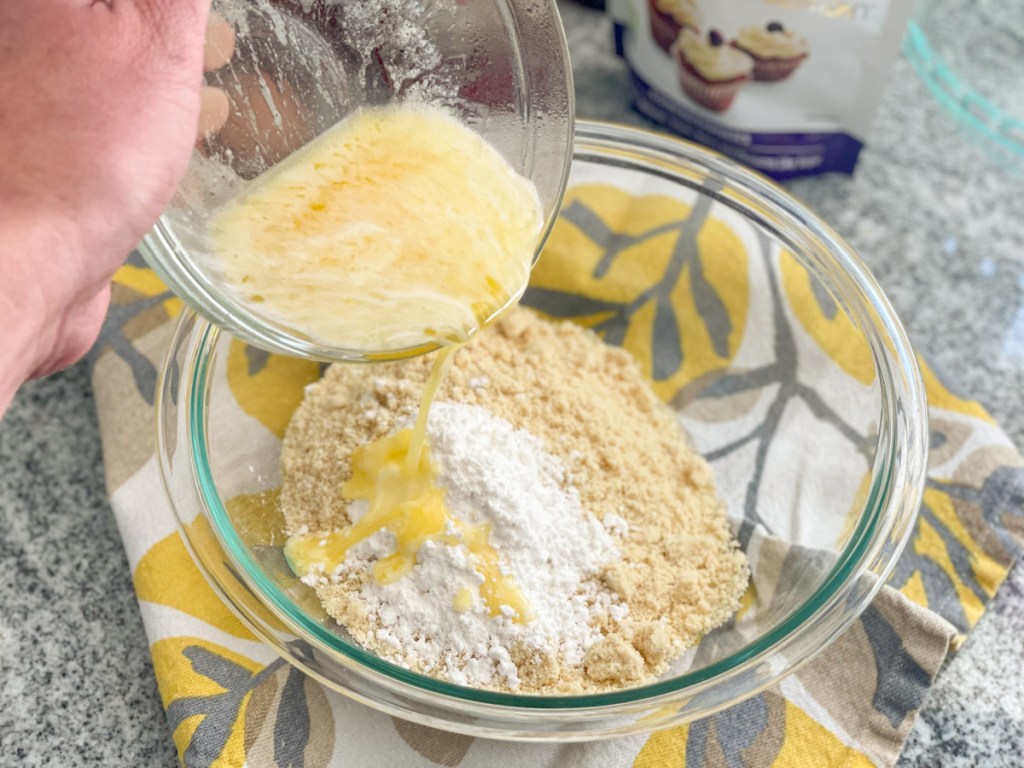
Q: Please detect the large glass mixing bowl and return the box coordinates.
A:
[139,0,574,362]
[157,121,928,739]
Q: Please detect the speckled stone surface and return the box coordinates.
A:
[0,365,177,766]
[1,2,1022,765]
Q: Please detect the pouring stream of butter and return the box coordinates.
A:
[243,104,542,621]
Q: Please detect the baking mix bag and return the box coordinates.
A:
[610,0,912,179]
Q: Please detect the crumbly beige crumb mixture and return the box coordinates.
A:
[280,306,748,693]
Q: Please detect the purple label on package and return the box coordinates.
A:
[630,69,864,179]
[609,0,911,179]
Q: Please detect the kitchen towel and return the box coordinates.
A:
[90,174,1022,767]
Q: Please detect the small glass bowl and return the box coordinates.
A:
[157,121,928,739]
[139,0,574,362]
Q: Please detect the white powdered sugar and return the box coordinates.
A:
[328,401,624,690]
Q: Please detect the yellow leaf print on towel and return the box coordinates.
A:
[919,357,993,423]
[138,515,288,637]
[114,262,183,321]
[136,531,254,640]
[634,692,787,767]
[152,637,261,768]
[527,184,749,402]
[227,339,320,439]
[779,251,875,385]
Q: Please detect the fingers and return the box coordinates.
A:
[204,12,235,72]
[198,85,230,137]
[197,13,234,141]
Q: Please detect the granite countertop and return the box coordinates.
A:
[1,2,1022,765]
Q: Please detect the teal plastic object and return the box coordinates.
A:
[903,20,1024,168]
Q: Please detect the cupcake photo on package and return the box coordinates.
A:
[610,0,912,179]
[731,21,809,82]
[648,0,701,52]
[672,28,752,112]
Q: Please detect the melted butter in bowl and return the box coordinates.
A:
[209,103,544,353]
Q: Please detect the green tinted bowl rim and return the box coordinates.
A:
[184,120,927,710]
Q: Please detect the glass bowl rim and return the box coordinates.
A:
[161,118,928,712]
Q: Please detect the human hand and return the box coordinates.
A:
[0,0,234,410]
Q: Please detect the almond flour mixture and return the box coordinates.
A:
[280,307,748,693]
